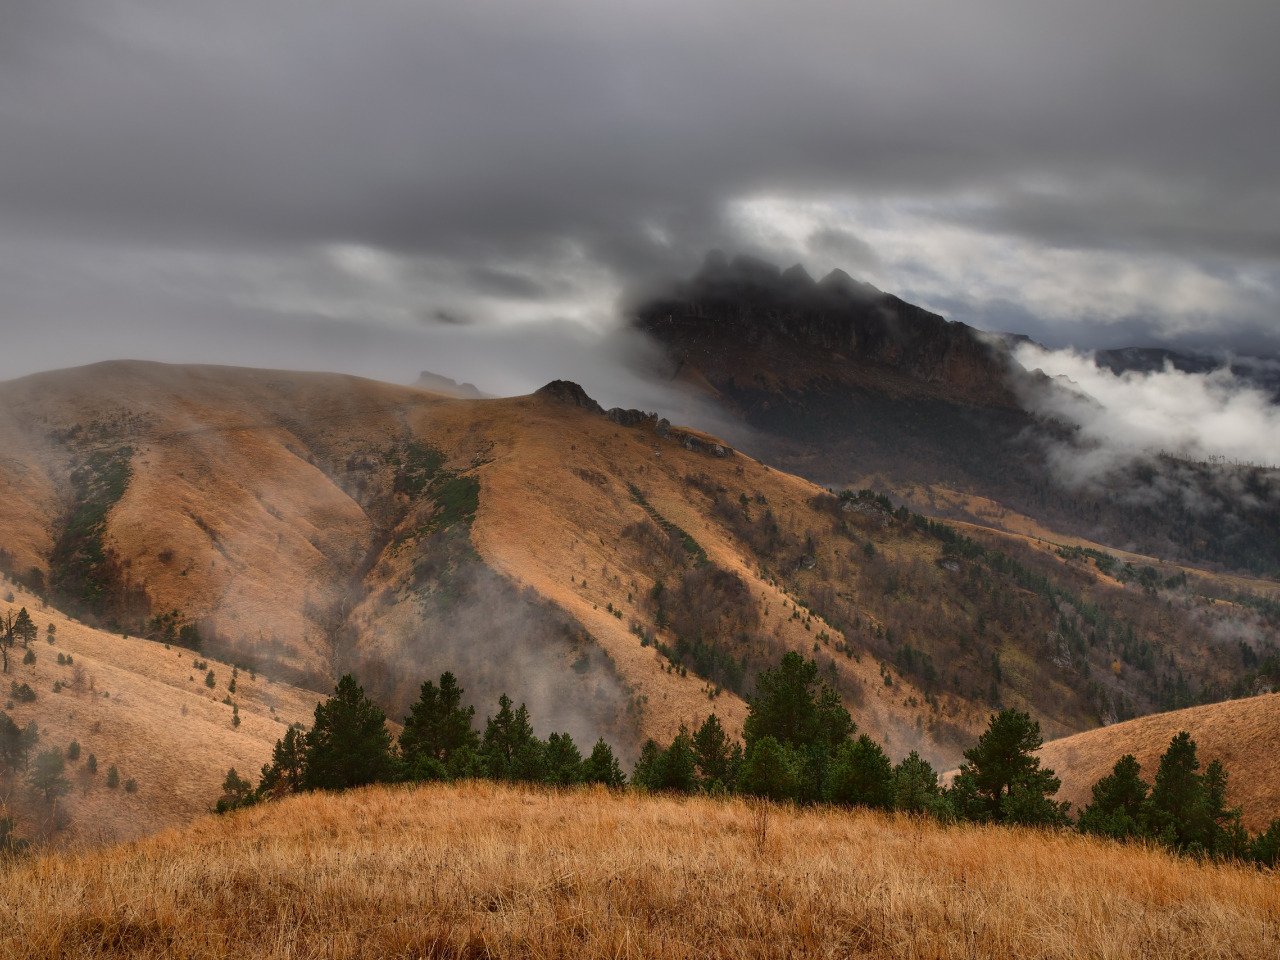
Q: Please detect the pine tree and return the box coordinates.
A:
[399,672,479,778]
[1147,731,1206,850]
[893,751,946,817]
[28,748,70,807]
[480,695,544,783]
[737,734,801,801]
[542,732,584,786]
[0,711,38,781]
[692,714,733,789]
[259,727,306,797]
[1249,818,1280,868]
[215,767,254,813]
[12,609,36,648]
[741,652,853,801]
[581,738,626,788]
[302,675,396,791]
[825,734,894,809]
[106,764,120,788]
[948,709,1067,825]
[631,740,663,790]
[1078,754,1148,840]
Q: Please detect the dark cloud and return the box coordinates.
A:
[1,0,1278,376]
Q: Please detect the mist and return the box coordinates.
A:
[1013,342,1280,487]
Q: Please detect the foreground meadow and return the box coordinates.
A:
[2,780,1277,959]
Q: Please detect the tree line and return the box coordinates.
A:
[217,652,1280,869]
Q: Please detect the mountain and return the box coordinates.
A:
[1,360,1277,792]
[632,255,1280,576]
[1040,691,1280,832]
[5,780,1276,959]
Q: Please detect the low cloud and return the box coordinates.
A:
[1013,342,1280,487]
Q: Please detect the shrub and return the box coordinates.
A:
[106,765,119,788]
[125,778,137,793]
[66,740,81,762]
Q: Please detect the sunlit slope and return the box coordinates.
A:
[3,781,1278,960]
[0,583,317,844]
[0,360,1276,772]
[1040,692,1280,831]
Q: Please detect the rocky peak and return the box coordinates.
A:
[533,380,604,413]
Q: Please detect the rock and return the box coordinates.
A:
[534,380,603,413]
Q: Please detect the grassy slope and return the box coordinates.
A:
[1,360,1277,774]
[1040,691,1280,832]
[2,781,1277,960]
[0,584,317,845]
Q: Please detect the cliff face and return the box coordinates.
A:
[634,253,1016,407]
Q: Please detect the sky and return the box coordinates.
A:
[2,0,1279,387]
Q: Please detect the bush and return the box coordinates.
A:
[86,753,98,775]
[106,765,120,789]
[204,670,216,689]
[9,682,36,704]
[125,778,137,793]
[66,740,81,762]
[22,649,35,666]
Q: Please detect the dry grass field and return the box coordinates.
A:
[1040,692,1280,832]
[1,582,318,844]
[2,780,1278,960]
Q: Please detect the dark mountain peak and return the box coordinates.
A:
[534,380,603,413]
[781,263,815,287]
[634,253,1017,408]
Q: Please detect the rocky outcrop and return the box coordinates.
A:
[534,380,604,413]
[536,385,732,457]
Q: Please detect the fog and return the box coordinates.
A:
[1014,342,1280,485]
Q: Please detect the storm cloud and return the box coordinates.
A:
[2,0,1279,379]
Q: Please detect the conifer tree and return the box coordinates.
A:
[28,748,70,807]
[948,709,1067,825]
[399,672,479,779]
[259,726,306,797]
[12,609,36,648]
[582,738,626,788]
[1078,754,1149,840]
[737,734,801,801]
[0,711,37,782]
[541,732,584,786]
[692,714,733,789]
[825,734,894,809]
[1147,731,1206,850]
[892,751,947,817]
[480,695,544,783]
[741,652,853,801]
[215,767,254,813]
[302,675,396,791]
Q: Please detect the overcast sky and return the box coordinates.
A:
[2,0,1279,384]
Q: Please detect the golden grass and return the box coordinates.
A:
[3,780,1278,959]
[1040,692,1280,832]
[1,583,318,845]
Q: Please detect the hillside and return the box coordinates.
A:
[0,582,318,845]
[1041,691,1280,832]
[3,781,1277,959]
[0,360,1277,779]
